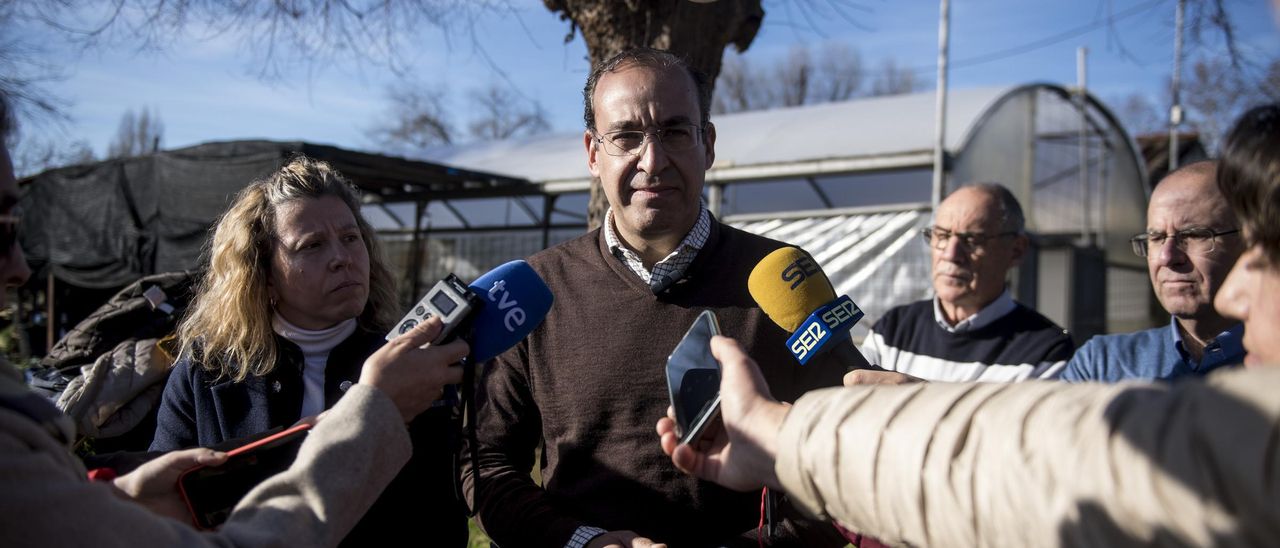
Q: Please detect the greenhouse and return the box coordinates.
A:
[418,83,1151,341]
[19,84,1151,347]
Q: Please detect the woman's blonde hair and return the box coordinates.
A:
[179,155,397,381]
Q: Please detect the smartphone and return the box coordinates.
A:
[665,310,723,445]
[177,423,311,529]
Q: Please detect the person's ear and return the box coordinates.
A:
[1009,233,1029,265]
[702,122,716,167]
[585,130,601,178]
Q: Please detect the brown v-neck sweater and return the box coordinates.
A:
[467,219,846,547]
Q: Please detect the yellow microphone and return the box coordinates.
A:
[748,247,872,368]
[748,247,836,332]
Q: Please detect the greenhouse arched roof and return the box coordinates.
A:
[421,84,1142,193]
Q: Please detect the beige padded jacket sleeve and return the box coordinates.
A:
[0,382,412,548]
[775,367,1280,547]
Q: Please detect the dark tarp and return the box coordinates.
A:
[19,140,534,289]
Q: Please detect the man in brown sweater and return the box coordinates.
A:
[464,48,846,547]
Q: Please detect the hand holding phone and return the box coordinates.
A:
[665,310,723,445]
[177,424,312,529]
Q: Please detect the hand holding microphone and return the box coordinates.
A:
[384,260,554,408]
[362,316,469,422]
[747,247,876,371]
[387,260,553,365]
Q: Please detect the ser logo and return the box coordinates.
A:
[789,321,828,361]
[786,296,862,364]
[780,255,821,290]
[821,299,861,329]
[486,280,527,332]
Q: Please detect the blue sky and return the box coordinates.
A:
[16,0,1279,160]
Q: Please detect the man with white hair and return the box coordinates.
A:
[859,183,1073,382]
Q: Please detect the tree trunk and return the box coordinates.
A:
[544,0,764,231]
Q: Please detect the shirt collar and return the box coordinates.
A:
[604,205,710,292]
[933,289,1017,333]
[1168,317,1246,365]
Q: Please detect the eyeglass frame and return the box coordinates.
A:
[1129,227,1240,258]
[591,123,705,157]
[920,226,1020,252]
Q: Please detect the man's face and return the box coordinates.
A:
[1145,170,1243,322]
[930,187,1026,314]
[584,63,715,246]
[0,145,30,308]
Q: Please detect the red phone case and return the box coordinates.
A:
[177,423,313,529]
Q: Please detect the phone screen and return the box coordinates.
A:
[665,310,722,445]
[178,423,311,529]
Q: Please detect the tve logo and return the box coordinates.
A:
[486,280,526,332]
[780,255,821,290]
[785,295,864,365]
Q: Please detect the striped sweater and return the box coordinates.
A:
[860,299,1073,382]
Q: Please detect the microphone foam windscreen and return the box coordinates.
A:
[748,247,836,332]
[467,260,554,363]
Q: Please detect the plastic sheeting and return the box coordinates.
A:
[730,208,932,341]
[375,209,935,342]
[20,144,283,288]
[19,140,535,289]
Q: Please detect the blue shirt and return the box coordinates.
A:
[1057,317,1244,383]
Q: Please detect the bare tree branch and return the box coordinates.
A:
[12,136,95,177]
[467,85,551,141]
[775,45,812,107]
[1112,92,1166,137]
[107,106,164,158]
[366,83,455,153]
[814,42,862,102]
[713,42,865,114]
[869,57,918,96]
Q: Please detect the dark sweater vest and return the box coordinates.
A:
[470,220,845,547]
[871,299,1074,375]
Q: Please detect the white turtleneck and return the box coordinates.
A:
[272,313,358,418]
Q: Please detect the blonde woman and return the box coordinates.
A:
[151,156,465,546]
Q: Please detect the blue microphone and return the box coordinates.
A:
[466,260,554,364]
[454,260,553,514]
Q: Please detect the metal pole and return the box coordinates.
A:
[1169,0,1185,173]
[931,0,951,210]
[45,272,54,354]
[1078,47,1090,244]
[707,183,723,218]
[409,201,425,301]
[541,195,554,251]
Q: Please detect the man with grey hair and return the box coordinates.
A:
[1057,160,1244,382]
[857,183,1073,382]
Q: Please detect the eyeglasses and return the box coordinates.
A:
[921,226,1017,251]
[593,124,703,157]
[1130,227,1239,258]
